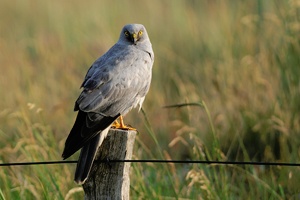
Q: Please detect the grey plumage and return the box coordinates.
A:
[62,24,154,184]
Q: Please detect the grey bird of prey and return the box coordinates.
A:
[62,24,154,184]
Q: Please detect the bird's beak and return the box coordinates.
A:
[131,33,138,44]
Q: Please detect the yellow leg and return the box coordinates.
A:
[111,115,136,130]
[111,120,120,128]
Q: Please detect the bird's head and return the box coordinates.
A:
[119,24,149,45]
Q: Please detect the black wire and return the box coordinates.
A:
[1,160,300,167]
[0,160,77,166]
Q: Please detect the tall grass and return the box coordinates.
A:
[0,0,300,199]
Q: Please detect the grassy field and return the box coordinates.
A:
[0,0,300,199]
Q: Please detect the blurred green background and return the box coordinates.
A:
[0,0,300,199]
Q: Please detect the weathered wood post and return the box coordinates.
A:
[83,129,137,200]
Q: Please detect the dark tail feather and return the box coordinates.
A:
[74,133,100,184]
[62,111,86,159]
[74,127,110,184]
[62,111,119,159]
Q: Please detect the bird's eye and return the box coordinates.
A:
[124,31,130,37]
[138,31,143,36]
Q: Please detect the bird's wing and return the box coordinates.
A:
[62,46,121,159]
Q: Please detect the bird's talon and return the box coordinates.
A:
[111,116,137,131]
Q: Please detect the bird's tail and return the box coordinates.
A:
[74,127,110,184]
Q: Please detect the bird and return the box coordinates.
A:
[62,24,154,184]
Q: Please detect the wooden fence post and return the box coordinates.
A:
[82,129,137,200]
